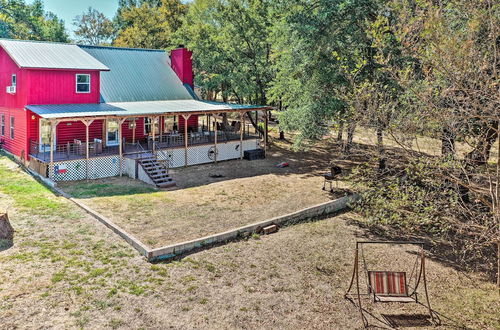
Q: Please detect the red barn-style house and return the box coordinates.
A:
[0,39,270,187]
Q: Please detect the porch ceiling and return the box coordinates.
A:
[26,100,271,120]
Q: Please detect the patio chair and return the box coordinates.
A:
[322,165,342,193]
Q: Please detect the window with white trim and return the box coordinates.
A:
[76,74,90,93]
[11,74,16,87]
[144,117,159,135]
[10,116,14,139]
[1,114,4,136]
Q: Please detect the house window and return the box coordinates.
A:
[11,74,16,87]
[1,114,4,136]
[10,116,14,139]
[163,116,178,132]
[144,117,159,135]
[76,74,91,93]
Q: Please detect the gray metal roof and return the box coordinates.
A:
[0,39,109,71]
[79,45,193,103]
[26,100,270,119]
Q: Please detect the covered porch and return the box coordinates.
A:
[26,100,271,181]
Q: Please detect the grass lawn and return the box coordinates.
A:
[0,153,498,329]
[58,139,342,248]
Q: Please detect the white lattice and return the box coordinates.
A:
[187,144,213,166]
[49,160,87,181]
[217,141,242,161]
[87,156,120,179]
[49,156,121,181]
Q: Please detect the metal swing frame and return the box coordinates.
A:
[344,241,436,328]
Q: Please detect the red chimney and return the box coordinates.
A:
[170,47,194,88]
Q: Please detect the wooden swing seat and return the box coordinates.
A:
[368,271,416,303]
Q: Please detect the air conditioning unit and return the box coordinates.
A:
[6,86,16,94]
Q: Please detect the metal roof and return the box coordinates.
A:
[26,100,271,119]
[0,39,109,71]
[79,45,193,103]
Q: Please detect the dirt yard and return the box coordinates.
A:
[59,139,349,248]
[0,154,498,329]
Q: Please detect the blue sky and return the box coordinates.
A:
[30,0,119,38]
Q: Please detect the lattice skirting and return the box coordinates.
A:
[160,139,260,168]
[49,156,121,181]
[49,139,261,181]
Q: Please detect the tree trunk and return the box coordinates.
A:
[246,112,264,136]
[466,121,499,166]
[441,126,456,157]
[377,124,386,171]
[336,121,344,143]
[343,120,356,155]
[0,211,14,242]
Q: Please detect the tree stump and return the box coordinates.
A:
[0,211,14,242]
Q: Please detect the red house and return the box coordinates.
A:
[0,39,269,187]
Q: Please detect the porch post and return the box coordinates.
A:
[264,109,269,155]
[118,118,127,177]
[49,120,56,167]
[240,112,244,160]
[132,118,136,144]
[151,116,156,153]
[182,114,191,167]
[83,119,94,180]
[214,114,218,163]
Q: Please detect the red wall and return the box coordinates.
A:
[0,48,29,158]
[170,48,194,88]
[27,70,100,105]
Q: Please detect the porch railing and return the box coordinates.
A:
[29,140,117,162]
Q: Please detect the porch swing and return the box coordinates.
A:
[344,241,436,328]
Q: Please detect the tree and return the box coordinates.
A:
[177,0,275,106]
[0,0,68,42]
[113,0,186,49]
[73,7,114,46]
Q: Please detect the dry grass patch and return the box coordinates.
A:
[59,140,345,248]
[0,154,498,329]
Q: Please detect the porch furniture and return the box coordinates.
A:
[74,139,84,156]
[94,139,102,155]
[322,165,342,193]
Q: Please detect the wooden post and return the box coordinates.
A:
[49,120,57,170]
[240,112,244,160]
[265,109,269,155]
[151,116,156,153]
[118,118,127,177]
[132,118,136,144]
[214,114,218,163]
[82,119,94,180]
[182,114,191,167]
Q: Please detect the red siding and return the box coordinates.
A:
[27,70,100,105]
[122,118,146,142]
[0,48,29,158]
[56,120,103,144]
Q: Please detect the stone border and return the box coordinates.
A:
[51,180,358,262]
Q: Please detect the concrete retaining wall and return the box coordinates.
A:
[147,194,359,261]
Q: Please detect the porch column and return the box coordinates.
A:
[119,118,127,177]
[82,119,94,180]
[182,114,191,167]
[49,120,56,167]
[264,110,269,155]
[214,114,218,163]
[132,118,136,144]
[151,116,156,153]
[240,112,244,160]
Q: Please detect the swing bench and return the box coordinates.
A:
[344,241,436,328]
